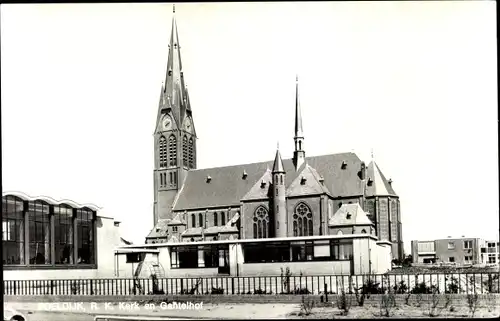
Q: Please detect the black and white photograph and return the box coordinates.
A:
[1,1,498,320]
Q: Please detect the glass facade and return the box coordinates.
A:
[2,195,96,268]
[242,239,353,263]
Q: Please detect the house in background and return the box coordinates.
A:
[411,236,499,266]
[2,191,123,280]
[479,239,500,265]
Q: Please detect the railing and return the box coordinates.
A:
[3,272,499,296]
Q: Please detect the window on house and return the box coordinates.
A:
[54,204,74,264]
[221,212,226,226]
[75,208,94,264]
[488,255,496,264]
[213,212,218,227]
[463,240,473,249]
[28,201,51,265]
[198,213,203,228]
[170,244,226,269]
[191,214,195,228]
[2,196,25,265]
[280,175,283,185]
[449,257,455,262]
[330,239,353,260]
[361,229,367,234]
[464,256,473,262]
[172,226,178,232]
[292,203,313,237]
[448,242,455,250]
[338,202,343,208]
[253,207,269,239]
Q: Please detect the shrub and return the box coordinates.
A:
[485,292,498,312]
[299,295,315,316]
[70,281,80,295]
[280,267,292,294]
[483,274,499,294]
[393,280,408,294]
[149,274,165,295]
[466,292,479,317]
[379,289,396,317]
[292,287,311,295]
[253,288,267,295]
[445,276,460,294]
[211,287,224,295]
[427,288,451,317]
[336,287,352,316]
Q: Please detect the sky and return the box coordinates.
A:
[1,2,498,253]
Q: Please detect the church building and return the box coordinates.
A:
[146,7,404,263]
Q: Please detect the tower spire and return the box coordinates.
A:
[293,75,305,170]
[294,75,303,138]
[163,4,187,125]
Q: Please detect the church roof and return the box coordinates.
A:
[147,219,170,238]
[173,152,366,211]
[329,203,373,226]
[365,161,397,196]
[287,164,332,197]
[272,149,285,173]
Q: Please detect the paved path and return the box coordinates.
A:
[5,301,297,320]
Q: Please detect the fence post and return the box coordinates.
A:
[324,283,328,302]
[231,278,235,295]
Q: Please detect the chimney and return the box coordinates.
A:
[359,162,366,180]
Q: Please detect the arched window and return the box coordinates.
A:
[337,230,343,236]
[361,229,367,234]
[159,136,167,168]
[293,203,313,237]
[188,137,194,168]
[2,195,26,265]
[338,202,343,208]
[168,135,177,166]
[182,136,188,167]
[198,213,203,228]
[221,212,226,226]
[191,214,195,228]
[280,175,283,185]
[28,200,51,265]
[253,207,269,239]
[54,204,74,264]
[213,212,218,226]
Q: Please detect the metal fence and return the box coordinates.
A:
[4,272,499,296]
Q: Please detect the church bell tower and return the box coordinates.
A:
[153,5,197,225]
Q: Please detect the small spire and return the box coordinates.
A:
[296,74,298,82]
[173,4,176,13]
[371,148,375,161]
[272,148,285,173]
[277,141,279,150]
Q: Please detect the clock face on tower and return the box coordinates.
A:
[162,116,172,130]
[184,118,192,133]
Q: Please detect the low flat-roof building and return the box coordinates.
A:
[2,191,123,280]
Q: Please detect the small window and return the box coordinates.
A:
[338,202,343,208]
[448,242,455,250]
[198,213,203,228]
[346,213,352,220]
[464,240,473,249]
[361,229,367,234]
[341,161,347,170]
[213,212,218,226]
[191,214,195,228]
[172,226,178,232]
[221,213,226,226]
[280,175,283,185]
[449,257,455,262]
